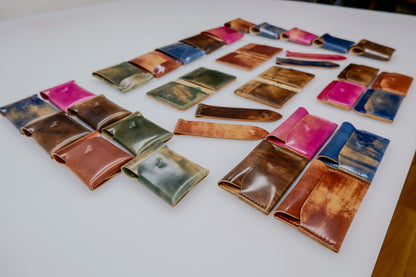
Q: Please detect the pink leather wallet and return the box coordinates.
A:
[202,26,244,45]
[317,80,367,110]
[280,28,319,46]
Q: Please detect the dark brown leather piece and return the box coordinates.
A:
[338,63,379,87]
[219,140,309,214]
[349,39,395,61]
[224,18,255,33]
[180,33,224,54]
[371,72,414,97]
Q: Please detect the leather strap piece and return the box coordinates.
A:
[276,58,340,68]
[286,50,346,61]
[195,103,282,122]
[173,119,269,140]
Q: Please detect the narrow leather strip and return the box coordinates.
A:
[195,103,282,122]
[276,58,339,68]
[286,50,346,61]
[173,119,268,140]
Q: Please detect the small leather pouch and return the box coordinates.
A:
[201,26,244,45]
[67,94,131,131]
[224,18,255,33]
[53,131,134,190]
[280,28,319,46]
[276,58,339,68]
[371,72,414,97]
[146,67,236,110]
[180,33,224,54]
[195,103,282,122]
[353,89,404,123]
[216,43,283,71]
[129,51,182,78]
[102,112,173,156]
[235,66,315,108]
[249,22,286,39]
[338,63,379,87]
[22,111,91,156]
[317,80,367,110]
[156,42,206,64]
[0,94,58,132]
[350,39,395,61]
[173,118,269,140]
[312,33,355,53]
[40,80,96,112]
[122,145,209,206]
[92,62,154,92]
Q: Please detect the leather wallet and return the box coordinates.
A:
[0,94,58,132]
[371,72,414,97]
[353,89,404,123]
[21,111,91,156]
[216,43,283,71]
[173,118,269,140]
[317,80,367,110]
[350,39,395,61]
[249,22,286,39]
[338,63,379,87]
[156,42,205,64]
[40,80,96,112]
[146,67,236,110]
[122,145,209,206]
[280,28,319,45]
[180,33,224,54]
[201,26,244,45]
[312,33,355,53]
[67,94,131,131]
[195,103,282,122]
[92,62,154,93]
[276,58,339,68]
[224,18,255,33]
[235,66,315,108]
[53,131,134,190]
[129,51,182,78]
[102,112,173,156]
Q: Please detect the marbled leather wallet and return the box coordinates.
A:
[202,26,244,45]
[249,22,286,39]
[312,33,355,53]
[156,42,206,64]
[338,63,379,87]
[317,80,367,110]
[224,18,255,33]
[371,71,414,97]
[350,39,395,61]
[129,51,182,78]
[180,33,224,54]
[280,28,319,45]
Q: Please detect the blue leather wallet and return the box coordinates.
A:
[249,22,286,39]
[156,42,205,64]
[313,33,355,53]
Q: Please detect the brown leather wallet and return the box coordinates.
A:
[337,63,379,87]
[349,39,395,61]
[224,18,256,33]
[371,71,414,97]
[180,33,224,54]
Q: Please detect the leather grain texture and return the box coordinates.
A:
[371,71,414,97]
[156,42,205,64]
[129,51,182,78]
[312,33,355,53]
[317,80,366,110]
[276,58,339,68]
[202,26,244,45]
[250,22,286,39]
[337,63,379,87]
[180,33,224,54]
[280,28,318,45]
[350,39,395,61]
[224,18,255,33]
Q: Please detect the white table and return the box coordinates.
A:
[1,1,415,276]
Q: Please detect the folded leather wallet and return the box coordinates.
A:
[195,103,282,122]
[280,28,319,45]
[92,62,154,93]
[122,145,209,206]
[146,67,236,110]
[128,51,182,78]
[317,80,367,110]
[201,26,244,45]
[353,89,404,123]
[156,42,206,64]
[21,111,91,156]
[274,122,389,252]
[349,39,395,61]
[338,63,379,87]
[173,118,269,140]
[216,43,283,71]
[276,58,339,68]
[40,80,96,112]
[371,72,414,97]
[53,131,134,190]
[0,94,58,132]
[224,18,255,33]
[312,33,355,53]
[286,50,346,61]
[235,66,315,108]
[249,22,286,39]
[180,33,224,54]
[67,94,131,131]
[102,112,173,156]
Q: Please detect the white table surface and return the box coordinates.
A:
[1,0,415,276]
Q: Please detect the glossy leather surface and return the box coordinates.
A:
[317,80,366,110]
[67,94,131,131]
[180,33,224,54]
[179,67,236,91]
[276,58,339,68]
[236,43,283,59]
[40,80,96,112]
[286,50,346,60]
[280,28,319,45]
[0,94,58,132]
[259,66,315,89]
[53,131,133,190]
[122,145,209,206]
[102,112,173,156]
[219,140,309,214]
[216,52,267,71]
[371,72,414,97]
[312,33,355,53]
[338,63,379,87]
[129,51,182,78]
[267,107,338,159]
[156,42,205,64]
[201,26,244,45]
[353,89,404,123]
[350,39,395,61]
[21,111,91,156]
[224,18,255,33]
[92,62,154,93]
[249,22,286,39]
